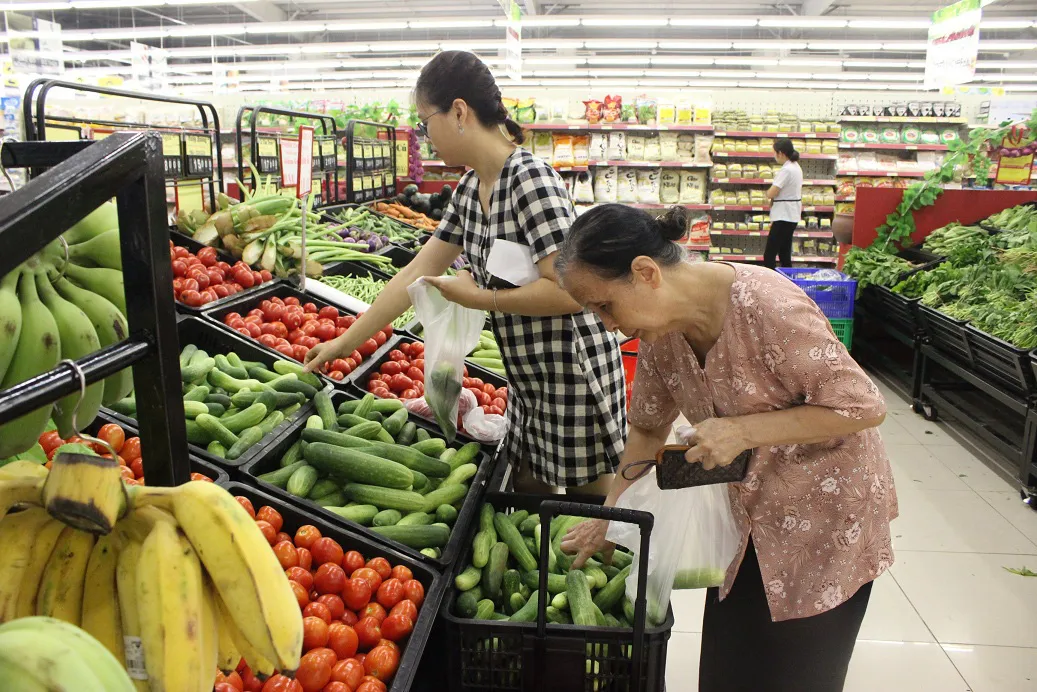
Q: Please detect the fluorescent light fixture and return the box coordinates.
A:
[525,56,587,65]
[687,80,739,87]
[166,24,247,37]
[5,0,240,6]
[841,82,892,89]
[976,73,1037,81]
[979,41,1037,50]
[778,58,844,67]
[876,73,924,81]
[907,61,927,68]
[657,41,734,50]
[759,17,848,28]
[880,42,930,50]
[502,17,580,27]
[586,56,651,65]
[844,60,910,67]
[244,22,326,34]
[757,71,817,79]
[699,69,757,78]
[847,19,930,29]
[812,71,870,80]
[732,41,808,50]
[584,40,657,49]
[1003,85,1037,91]
[808,41,883,50]
[651,56,716,65]
[414,19,494,29]
[977,60,1037,68]
[980,20,1034,29]
[581,17,669,26]
[641,79,693,86]
[669,17,758,27]
[715,57,779,66]
[366,41,440,52]
[593,69,649,77]
[324,21,409,31]
[532,69,592,77]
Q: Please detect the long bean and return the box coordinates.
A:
[317,274,416,328]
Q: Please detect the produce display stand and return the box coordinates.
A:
[220,481,448,692]
[21,79,224,214]
[167,230,275,317]
[343,119,397,204]
[0,132,189,486]
[235,105,341,206]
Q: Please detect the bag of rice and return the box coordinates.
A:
[626,135,646,161]
[694,135,714,165]
[637,169,661,204]
[660,170,680,204]
[643,134,662,161]
[533,131,554,162]
[919,129,940,145]
[901,126,921,145]
[572,135,590,167]
[607,132,626,160]
[679,170,707,204]
[552,134,575,167]
[860,127,880,144]
[879,126,901,144]
[617,168,638,203]
[589,133,608,161]
[940,128,959,144]
[573,172,595,204]
[660,132,680,161]
[840,126,860,144]
[676,100,694,125]
[593,166,618,203]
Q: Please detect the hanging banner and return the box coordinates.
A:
[994,126,1036,186]
[504,0,522,81]
[6,13,63,76]
[130,41,169,92]
[924,0,981,90]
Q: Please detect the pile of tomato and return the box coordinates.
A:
[37,423,213,485]
[220,498,424,692]
[221,297,393,381]
[170,242,273,308]
[365,341,508,414]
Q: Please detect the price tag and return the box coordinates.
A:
[161,134,180,156]
[258,137,278,158]
[175,181,206,214]
[353,143,363,159]
[280,138,300,188]
[123,637,147,681]
[297,126,314,200]
[185,135,210,157]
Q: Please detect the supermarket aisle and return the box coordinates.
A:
[665,378,1037,692]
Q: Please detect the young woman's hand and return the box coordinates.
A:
[683,417,751,470]
[560,519,614,569]
[302,331,362,374]
[422,271,488,310]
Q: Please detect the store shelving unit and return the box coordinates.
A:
[343,119,397,204]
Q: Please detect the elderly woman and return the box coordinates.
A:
[557,204,898,692]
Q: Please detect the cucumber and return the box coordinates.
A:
[183,386,209,402]
[214,354,248,379]
[592,602,608,627]
[420,547,441,559]
[372,509,403,527]
[546,606,571,625]
[184,419,209,445]
[455,565,481,591]
[622,596,635,625]
[502,569,522,603]
[374,428,395,445]
[471,530,492,568]
[435,504,458,525]
[286,464,319,498]
[325,504,379,526]
[188,349,209,365]
[411,438,447,457]
[195,414,239,448]
[519,513,540,536]
[382,408,409,436]
[479,503,497,544]
[508,591,539,623]
[271,378,319,398]
[536,523,556,573]
[258,410,285,435]
[439,448,457,468]
[508,592,526,615]
[475,599,496,620]
[410,469,428,492]
[179,343,198,368]
[367,412,385,424]
[314,491,347,508]
[337,400,360,416]
[414,428,430,443]
[306,415,324,430]
[395,422,417,446]
[301,428,372,449]
[232,390,305,409]
[343,421,383,440]
[370,398,405,414]
[455,590,480,618]
[206,441,226,458]
[219,403,268,434]
[279,440,304,468]
[566,569,595,627]
[304,443,415,489]
[206,368,266,394]
[205,403,227,417]
[522,570,567,595]
[442,463,478,487]
[181,357,215,384]
[397,512,433,526]
[354,393,375,418]
[271,359,324,389]
[421,483,469,513]
[610,550,633,570]
[314,390,338,431]
[582,566,608,590]
[343,484,426,513]
[182,400,210,419]
[593,566,631,614]
[246,365,280,383]
[370,523,450,549]
[347,440,450,478]
[205,393,232,409]
[509,510,529,528]
[226,425,264,460]
[258,460,308,489]
[551,592,569,611]
[482,542,509,600]
[494,512,536,573]
[307,478,339,500]
[337,413,370,428]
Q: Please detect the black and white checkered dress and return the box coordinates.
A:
[434,148,626,486]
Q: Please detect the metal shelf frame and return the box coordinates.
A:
[0,133,189,487]
[343,119,397,204]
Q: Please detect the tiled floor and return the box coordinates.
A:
[665,377,1037,691]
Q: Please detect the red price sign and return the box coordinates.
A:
[297,126,314,200]
[280,138,299,189]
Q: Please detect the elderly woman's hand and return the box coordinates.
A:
[684,417,751,470]
[560,519,615,570]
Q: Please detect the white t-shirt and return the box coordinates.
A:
[770,160,803,223]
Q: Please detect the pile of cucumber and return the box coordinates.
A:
[453,504,641,627]
[467,330,504,378]
[109,343,320,461]
[258,393,484,559]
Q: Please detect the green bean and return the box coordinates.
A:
[317,274,417,328]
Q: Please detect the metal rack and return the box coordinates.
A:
[234,105,340,206]
[0,133,189,487]
[343,119,397,204]
[21,80,224,212]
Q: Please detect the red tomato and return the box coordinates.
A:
[351,567,382,593]
[38,430,64,456]
[282,311,303,332]
[398,389,418,400]
[403,579,425,607]
[273,541,299,570]
[328,622,360,660]
[390,565,413,582]
[343,550,365,575]
[270,296,285,306]
[302,615,330,651]
[323,683,352,692]
[303,601,332,624]
[180,289,204,307]
[257,333,278,349]
[286,566,313,591]
[235,327,252,338]
[405,367,424,383]
[318,306,340,320]
[491,397,507,410]
[398,342,412,356]
[373,331,387,346]
[342,577,372,611]
[356,681,387,692]
[255,520,277,545]
[380,613,414,642]
[284,295,300,306]
[389,374,413,392]
[474,390,491,407]
[197,246,218,266]
[291,344,309,361]
[314,563,347,595]
[469,378,484,388]
[295,649,333,692]
[303,302,318,314]
[297,547,313,571]
[171,259,188,277]
[379,361,401,376]
[488,405,504,416]
[207,267,225,286]
[315,322,337,342]
[235,495,256,519]
[328,370,345,381]
[247,322,262,338]
[289,580,310,609]
[331,658,365,689]
[350,350,364,364]
[317,593,346,621]
[263,303,285,322]
[260,674,294,692]
[390,599,418,624]
[359,602,387,623]
[364,646,400,682]
[341,610,359,627]
[365,558,391,580]
[357,339,379,357]
[354,616,382,651]
[292,524,321,550]
[381,326,394,339]
[276,344,296,358]
[494,387,508,400]
[256,506,283,532]
[311,537,345,566]
[375,578,404,610]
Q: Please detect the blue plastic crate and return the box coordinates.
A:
[777,267,857,319]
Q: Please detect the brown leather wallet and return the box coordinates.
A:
[621,445,752,490]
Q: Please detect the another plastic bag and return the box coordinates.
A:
[606,466,740,625]
[404,389,507,443]
[407,278,484,442]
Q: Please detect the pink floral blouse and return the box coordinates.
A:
[629,263,898,622]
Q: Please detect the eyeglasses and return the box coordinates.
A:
[416,110,443,138]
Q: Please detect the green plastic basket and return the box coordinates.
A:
[830,318,853,351]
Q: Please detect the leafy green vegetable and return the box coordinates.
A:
[1003,566,1037,577]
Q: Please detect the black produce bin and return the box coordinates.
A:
[965,325,1035,396]
[239,389,496,568]
[918,306,973,365]
[201,281,397,387]
[86,410,230,485]
[350,335,507,396]
[317,261,421,335]
[872,286,922,338]
[102,316,316,469]
[217,482,446,692]
[168,231,274,317]
[441,492,673,692]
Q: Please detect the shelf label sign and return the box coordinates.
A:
[297,126,314,200]
[504,0,522,81]
[280,137,300,188]
[924,0,981,89]
[5,13,63,76]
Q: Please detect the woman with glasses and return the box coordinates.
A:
[305,51,626,495]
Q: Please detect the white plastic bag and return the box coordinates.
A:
[407,278,484,441]
[606,463,741,625]
[404,389,508,443]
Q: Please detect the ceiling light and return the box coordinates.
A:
[699,69,757,78]
[812,71,870,80]
[525,56,587,65]
[532,69,590,77]
[504,17,580,27]
[584,40,657,49]
[977,60,1037,68]
[415,19,494,29]
[976,73,1037,81]
[732,41,808,50]
[651,56,716,65]
[759,18,848,28]
[640,79,693,86]
[715,57,779,66]
[980,20,1035,29]
[1002,85,1037,91]
[688,80,739,87]
[581,17,669,26]
[166,24,247,37]
[778,58,844,67]
[755,71,813,79]
[669,18,758,27]
[876,73,924,81]
[587,56,651,65]
[324,21,409,31]
[244,22,326,34]
[847,19,930,29]
[808,41,883,50]
[844,60,910,67]
[880,42,929,50]
[842,82,892,89]
[979,41,1037,50]
[594,69,649,77]
[657,41,734,50]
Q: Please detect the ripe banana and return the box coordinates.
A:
[137,481,303,673]
[136,521,204,692]
[196,550,220,692]
[0,616,135,692]
[114,529,148,691]
[67,228,122,270]
[0,476,45,522]
[81,532,123,665]
[0,268,23,384]
[62,263,126,316]
[13,516,66,619]
[35,525,95,625]
[214,590,243,674]
[216,591,273,678]
[0,267,61,459]
[34,267,104,439]
[63,200,119,246]
[0,625,107,691]
[0,460,49,481]
[0,507,55,622]
[52,274,133,406]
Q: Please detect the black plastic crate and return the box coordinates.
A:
[350,245,413,277]
[217,481,446,692]
[965,326,1035,396]
[102,315,316,470]
[441,492,673,692]
[317,261,421,335]
[239,389,495,568]
[918,306,973,365]
[873,286,922,337]
[200,281,399,387]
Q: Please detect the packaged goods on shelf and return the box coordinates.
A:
[644,134,662,162]
[583,99,604,124]
[676,100,694,125]
[637,169,662,204]
[696,134,715,165]
[679,170,707,204]
[553,134,575,167]
[515,98,537,124]
[594,166,618,203]
[660,132,680,160]
[660,170,680,204]
[532,130,553,162]
[573,135,590,167]
[603,95,623,123]
[658,99,676,125]
[618,168,638,203]
[589,133,608,161]
[573,172,595,204]
[636,96,658,125]
[607,131,626,160]
[626,134,646,161]
[677,133,696,162]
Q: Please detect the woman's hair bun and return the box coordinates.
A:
[656,206,689,242]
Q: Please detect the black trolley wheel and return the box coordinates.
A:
[922,402,938,422]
